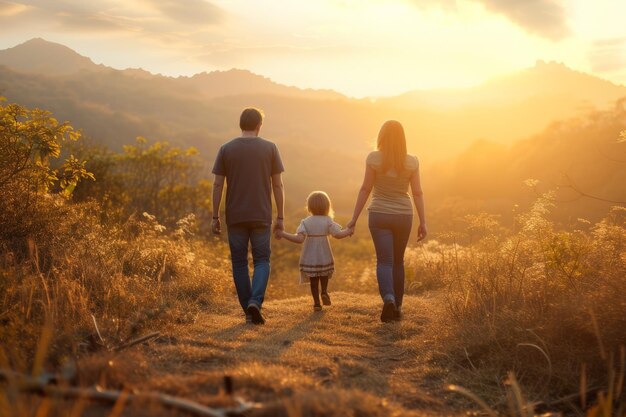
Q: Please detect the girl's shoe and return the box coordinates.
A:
[380,301,397,323]
[314,304,323,311]
[321,293,331,306]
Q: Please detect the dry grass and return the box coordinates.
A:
[2,292,464,417]
[1,193,625,416]
[409,200,626,413]
[0,206,231,370]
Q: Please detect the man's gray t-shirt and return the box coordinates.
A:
[212,137,284,226]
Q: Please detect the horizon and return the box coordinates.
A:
[2,37,625,101]
[0,0,625,97]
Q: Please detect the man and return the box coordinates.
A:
[211,107,285,325]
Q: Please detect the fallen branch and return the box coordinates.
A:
[113,332,161,352]
[0,370,260,417]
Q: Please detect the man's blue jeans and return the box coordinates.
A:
[368,212,412,307]
[227,221,271,313]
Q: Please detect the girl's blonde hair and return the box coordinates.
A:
[377,120,407,174]
[306,191,334,218]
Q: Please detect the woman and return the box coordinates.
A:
[346,120,427,322]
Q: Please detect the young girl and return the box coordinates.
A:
[276,191,353,311]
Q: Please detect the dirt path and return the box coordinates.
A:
[79,292,461,416]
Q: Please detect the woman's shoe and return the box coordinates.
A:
[321,293,331,306]
[392,306,402,321]
[380,301,397,323]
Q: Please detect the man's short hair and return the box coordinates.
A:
[239,107,264,131]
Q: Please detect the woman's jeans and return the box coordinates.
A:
[227,221,271,313]
[368,212,412,307]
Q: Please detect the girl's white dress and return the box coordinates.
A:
[296,215,343,284]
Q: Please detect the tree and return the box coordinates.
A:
[119,137,211,226]
[0,98,93,244]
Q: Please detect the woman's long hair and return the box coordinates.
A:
[377,120,407,174]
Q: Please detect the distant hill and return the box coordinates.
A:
[428,101,626,227]
[378,60,626,147]
[181,69,344,100]
[385,60,626,111]
[0,38,343,100]
[0,38,106,75]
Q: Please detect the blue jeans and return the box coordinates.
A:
[227,222,271,313]
[368,212,412,306]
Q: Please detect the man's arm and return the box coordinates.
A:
[212,174,225,234]
[271,173,284,232]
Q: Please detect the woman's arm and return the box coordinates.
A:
[410,167,427,241]
[346,162,376,230]
[277,230,306,244]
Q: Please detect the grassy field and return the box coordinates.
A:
[1,99,624,416]
[1,198,624,416]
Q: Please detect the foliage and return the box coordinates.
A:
[119,137,211,226]
[413,196,626,409]
[0,99,93,252]
[70,136,213,228]
[0,204,231,368]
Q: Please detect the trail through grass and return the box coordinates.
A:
[74,292,461,416]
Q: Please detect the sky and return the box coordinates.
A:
[0,0,625,97]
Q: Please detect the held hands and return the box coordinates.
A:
[417,223,428,242]
[273,218,284,239]
[343,219,356,237]
[345,219,357,237]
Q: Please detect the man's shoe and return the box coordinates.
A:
[313,304,323,312]
[245,314,253,324]
[247,304,265,325]
[380,300,397,323]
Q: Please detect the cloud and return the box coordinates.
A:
[143,0,223,25]
[412,0,569,40]
[0,0,224,35]
[0,0,29,16]
[479,0,569,40]
[588,37,626,73]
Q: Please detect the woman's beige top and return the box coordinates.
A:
[366,151,419,215]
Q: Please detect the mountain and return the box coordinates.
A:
[0,38,343,101]
[385,60,626,111]
[0,38,106,75]
[377,60,626,147]
[181,69,344,100]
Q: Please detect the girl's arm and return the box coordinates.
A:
[410,166,427,241]
[346,162,376,230]
[277,230,306,244]
[332,228,353,239]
